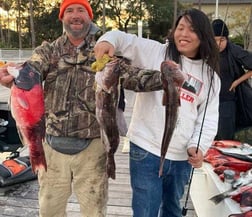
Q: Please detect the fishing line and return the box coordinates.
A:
[182,1,230,216]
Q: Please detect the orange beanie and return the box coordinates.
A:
[59,0,93,20]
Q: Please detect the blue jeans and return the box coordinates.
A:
[129,142,192,217]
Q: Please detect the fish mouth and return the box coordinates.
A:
[14,63,41,90]
[14,79,36,90]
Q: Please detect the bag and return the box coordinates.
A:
[0,156,37,187]
[46,134,91,155]
[235,81,252,128]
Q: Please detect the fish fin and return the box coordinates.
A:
[159,156,165,177]
[162,92,168,106]
[16,127,26,147]
[7,66,20,78]
[16,93,30,110]
[209,190,231,204]
[107,155,116,179]
[30,156,47,174]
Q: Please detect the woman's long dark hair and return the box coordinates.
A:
[167,8,220,76]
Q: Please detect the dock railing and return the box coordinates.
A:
[0,49,32,63]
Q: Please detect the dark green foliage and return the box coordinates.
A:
[145,0,174,42]
[230,35,245,48]
[32,6,62,45]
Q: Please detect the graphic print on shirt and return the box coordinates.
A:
[180,74,203,103]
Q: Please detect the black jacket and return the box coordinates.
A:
[227,42,252,128]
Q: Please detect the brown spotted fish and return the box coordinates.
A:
[159,60,187,177]
[95,58,123,179]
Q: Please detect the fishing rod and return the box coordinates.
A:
[182,1,230,216]
[181,69,214,216]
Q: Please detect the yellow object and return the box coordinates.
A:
[91,54,111,72]
[0,61,6,67]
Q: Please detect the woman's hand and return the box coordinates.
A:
[187,147,204,168]
[94,41,115,59]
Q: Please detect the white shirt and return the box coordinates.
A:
[98,30,221,160]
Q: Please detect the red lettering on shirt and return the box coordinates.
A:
[181,92,194,103]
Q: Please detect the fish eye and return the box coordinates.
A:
[29,71,35,77]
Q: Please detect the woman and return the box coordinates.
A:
[95,8,220,217]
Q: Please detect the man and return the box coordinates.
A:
[212,19,252,140]
[0,1,108,216]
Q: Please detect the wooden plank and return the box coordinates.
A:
[0,89,197,216]
[0,146,196,217]
[0,143,133,217]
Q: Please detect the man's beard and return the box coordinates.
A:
[63,21,91,39]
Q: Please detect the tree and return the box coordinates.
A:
[145,0,174,42]
[227,7,251,49]
[17,0,22,49]
[23,1,62,47]
[31,4,62,45]
[0,0,14,46]
[248,5,252,51]
[0,0,185,47]
[29,0,35,49]
[90,0,145,33]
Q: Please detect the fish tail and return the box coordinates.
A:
[209,191,230,204]
[107,155,116,179]
[30,155,47,174]
[159,156,165,177]
[162,91,168,106]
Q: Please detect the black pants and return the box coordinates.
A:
[215,100,236,140]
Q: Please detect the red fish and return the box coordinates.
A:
[213,140,242,148]
[204,148,252,171]
[230,187,252,213]
[239,187,252,213]
[229,211,252,217]
[8,62,47,173]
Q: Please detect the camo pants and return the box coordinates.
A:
[38,138,108,217]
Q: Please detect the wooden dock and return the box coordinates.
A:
[0,141,197,217]
[0,141,132,217]
[0,88,197,217]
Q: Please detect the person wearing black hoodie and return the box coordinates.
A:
[212,19,252,140]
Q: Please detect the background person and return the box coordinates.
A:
[212,19,252,140]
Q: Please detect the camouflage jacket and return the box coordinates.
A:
[27,25,100,139]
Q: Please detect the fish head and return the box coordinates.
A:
[8,62,41,90]
[161,60,188,87]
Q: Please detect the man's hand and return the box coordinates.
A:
[94,41,115,59]
[0,62,16,88]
